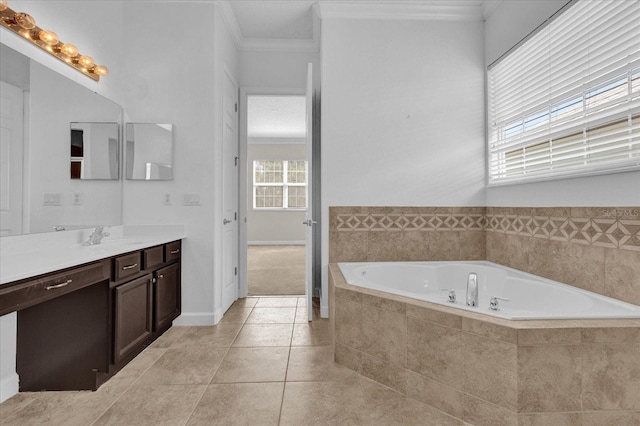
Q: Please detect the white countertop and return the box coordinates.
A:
[0,225,186,285]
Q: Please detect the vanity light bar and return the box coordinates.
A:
[0,1,108,81]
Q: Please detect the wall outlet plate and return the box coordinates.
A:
[183,193,200,206]
[73,193,83,205]
[43,193,62,206]
[164,193,172,205]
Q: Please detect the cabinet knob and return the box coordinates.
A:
[159,274,164,279]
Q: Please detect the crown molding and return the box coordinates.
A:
[314,1,484,22]
[217,0,319,53]
[482,0,503,21]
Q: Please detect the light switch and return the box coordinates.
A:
[43,193,61,206]
[183,193,200,206]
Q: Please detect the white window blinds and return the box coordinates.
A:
[487,0,640,185]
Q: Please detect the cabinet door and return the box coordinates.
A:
[154,263,180,331]
[114,274,152,363]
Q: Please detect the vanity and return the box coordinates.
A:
[0,226,185,394]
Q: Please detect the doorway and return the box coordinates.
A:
[244,94,307,296]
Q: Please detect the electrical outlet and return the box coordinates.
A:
[73,192,83,205]
[164,193,172,205]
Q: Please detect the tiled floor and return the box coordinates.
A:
[0,297,464,426]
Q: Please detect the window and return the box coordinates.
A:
[488,0,640,185]
[253,160,307,209]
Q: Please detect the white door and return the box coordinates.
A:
[0,81,24,237]
[303,64,315,321]
[222,69,239,313]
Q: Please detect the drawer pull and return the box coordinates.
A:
[45,280,72,290]
[122,263,138,271]
[170,249,180,254]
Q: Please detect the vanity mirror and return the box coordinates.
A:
[125,123,174,180]
[0,43,123,236]
[70,122,119,180]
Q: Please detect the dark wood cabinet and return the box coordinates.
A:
[113,274,153,363]
[153,263,181,331]
[10,239,182,392]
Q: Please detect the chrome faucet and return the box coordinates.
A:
[83,226,110,246]
[466,272,478,307]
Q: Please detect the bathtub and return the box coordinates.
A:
[338,261,640,320]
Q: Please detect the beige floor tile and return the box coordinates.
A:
[0,393,39,423]
[212,347,290,383]
[279,380,365,425]
[97,348,168,399]
[172,324,242,348]
[255,297,299,308]
[232,297,259,308]
[219,307,253,324]
[297,297,306,307]
[232,323,293,347]
[0,390,114,426]
[295,306,309,323]
[186,382,284,426]
[246,307,296,324]
[287,346,358,382]
[149,325,189,348]
[135,347,228,385]
[92,384,206,426]
[291,321,331,346]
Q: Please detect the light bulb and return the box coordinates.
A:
[59,43,78,58]
[0,1,8,12]
[37,29,58,46]
[77,55,94,69]
[13,12,36,29]
[92,65,109,76]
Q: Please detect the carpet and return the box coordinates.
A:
[248,245,306,295]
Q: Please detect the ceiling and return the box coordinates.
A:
[221,0,497,52]
[247,95,307,139]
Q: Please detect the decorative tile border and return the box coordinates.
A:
[336,213,486,232]
[333,207,640,252]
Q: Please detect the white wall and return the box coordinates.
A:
[240,50,320,90]
[247,144,306,243]
[484,0,640,207]
[320,18,486,314]
[121,2,239,325]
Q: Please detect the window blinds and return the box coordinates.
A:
[487,0,640,185]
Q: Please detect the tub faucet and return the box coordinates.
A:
[466,272,478,307]
[83,226,110,246]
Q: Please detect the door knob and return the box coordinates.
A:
[223,218,232,225]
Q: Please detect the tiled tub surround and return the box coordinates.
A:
[329,206,640,305]
[329,264,640,426]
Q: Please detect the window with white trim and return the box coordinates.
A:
[253,160,307,209]
[487,0,640,185]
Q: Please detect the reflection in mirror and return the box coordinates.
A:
[0,43,123,236]
[125,123,174,180]
[70,122,119,180]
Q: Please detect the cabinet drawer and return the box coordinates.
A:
[0,260,110,315]
[143,246,164,270]
[165,241,181,263]
[113,252,141,281]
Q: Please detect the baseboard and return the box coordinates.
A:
[248,241,305,246]
[320,303,329,318]
[0,373,19,403]
[172,312,220,326]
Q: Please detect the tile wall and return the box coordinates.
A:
[329,206,640,305]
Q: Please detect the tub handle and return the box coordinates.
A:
[440,289,457,303]
[489,296,510,311]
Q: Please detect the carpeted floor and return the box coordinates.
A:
[248,245,306,295]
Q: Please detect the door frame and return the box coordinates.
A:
[238,87,306,298]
